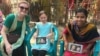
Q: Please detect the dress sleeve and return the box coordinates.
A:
[4,14,15,29]
[89,27,99,38]
[63,28,69,35]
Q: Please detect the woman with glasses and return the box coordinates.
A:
[0,1,30,56]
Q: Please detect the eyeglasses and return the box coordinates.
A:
[19,6,29,10]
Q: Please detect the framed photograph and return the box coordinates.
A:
[68,43,83,53]
[36,37,46,44]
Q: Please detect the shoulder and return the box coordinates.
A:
[35,22,41,27]
[47,22,53,25]
[88,23,96,29]
[36,22,41,25]
[4,13,15,29]
[88,23,95,27]
[6,13,15,19]
[5,13,15,22]
[85,23,98,34]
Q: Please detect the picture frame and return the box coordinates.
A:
[36,37,46,44]
[68,43,83,53]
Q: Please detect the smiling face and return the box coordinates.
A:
[75,12,87,27]
[18,2,29,16]
[39,13,47,23]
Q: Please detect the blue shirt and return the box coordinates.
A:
[31,22,53,51]
[35,22,53,37]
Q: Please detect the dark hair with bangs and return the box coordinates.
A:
[75,8,88,18]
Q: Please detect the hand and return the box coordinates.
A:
[46,33,52,39]
[65,43,68,49]
[46,36,50,39]
[33,35,37,39]
[82,49,88,54]
[5,43,12,55]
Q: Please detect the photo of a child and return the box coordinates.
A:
[36,37,46,44]
[76,46,81,52]
[68,43,83,53]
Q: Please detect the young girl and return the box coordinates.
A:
[31,11,53,56]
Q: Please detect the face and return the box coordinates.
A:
[39,14,47,23]
[75,12,87,27]
[77,47,80,51]
[18,3,29,16]
[71,45,76,50]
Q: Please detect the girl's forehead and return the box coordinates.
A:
[40,14,47,17]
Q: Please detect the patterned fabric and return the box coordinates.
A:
[64,23,99,42]
[63,23,99,56]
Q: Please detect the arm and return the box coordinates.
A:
[77,37,100,44]
[63,33,68,48]
[82,37,100,43]
[32,22,38,38]
[1,14,15,55]
[1,14,14,45]
[86,42,95,50]
[62,28,69,49]
[46,24,54,38]
[1,25,9,45]
[82,42,95,54]
[1,25,12,55]
[46,29,53,38]
[33,30,38,38]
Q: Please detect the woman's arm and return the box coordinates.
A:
[87,37,100,43]
[82,42,95,53]
[46,28,53,38]
[63,33,68,49]
[1,25,12,55]
[86,42,95,50]
[78,37,100,44]
[32,29,38,38]
[1,25,9,45]
[62,28,69,49]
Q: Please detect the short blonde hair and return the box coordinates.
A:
[18,1,30,7]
